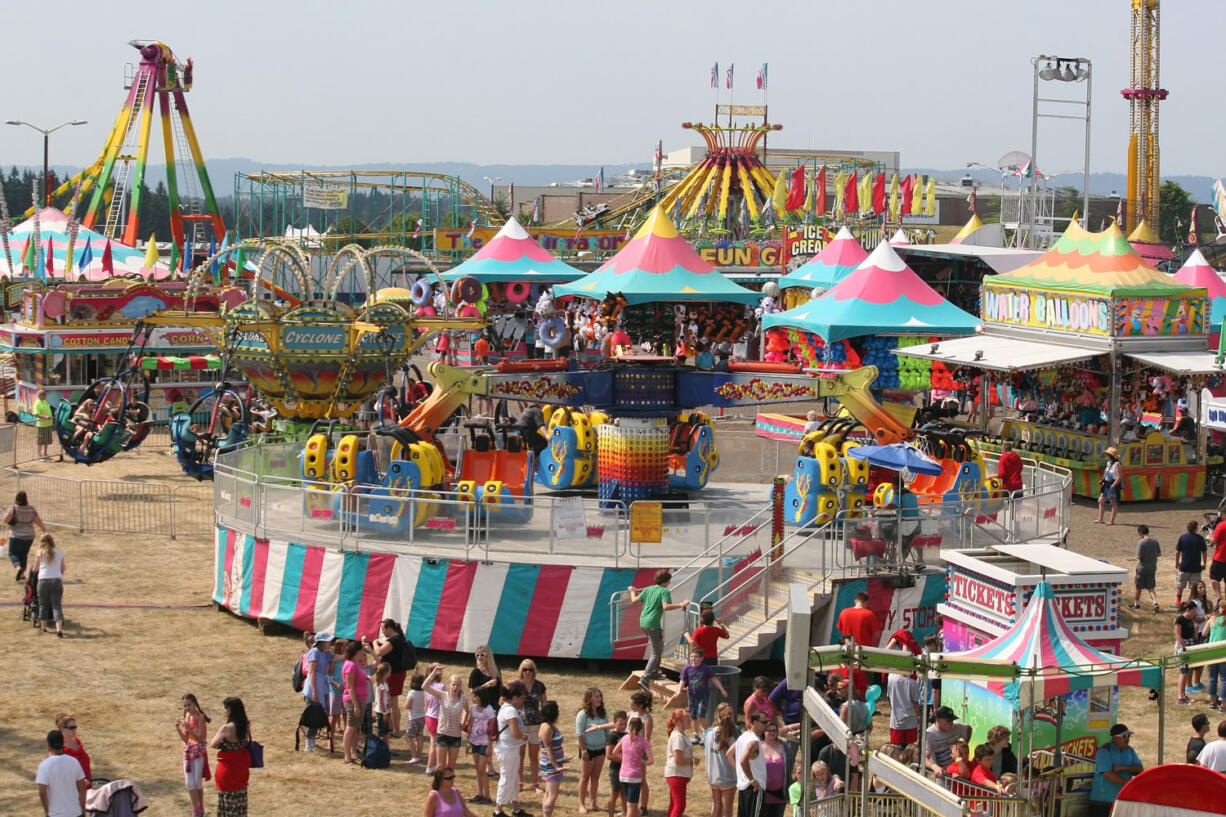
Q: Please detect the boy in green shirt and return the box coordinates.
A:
[628,569,689,688]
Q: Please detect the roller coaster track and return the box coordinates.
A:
[544,169,688,232]
[237,170,505,227]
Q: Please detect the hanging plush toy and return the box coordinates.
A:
[764,328,790,363]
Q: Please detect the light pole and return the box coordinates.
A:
[5,119,88,206]
[482,175,502,203]
[1027,55,1091,247]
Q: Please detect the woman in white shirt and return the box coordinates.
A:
[35,534,66,637]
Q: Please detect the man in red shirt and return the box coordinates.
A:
[1211,518,1226,599]
[997,441,1023,495]
[837,592,881,647]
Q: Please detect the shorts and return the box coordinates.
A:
[437,733,462,748]
[387,670,406,697]
[406,717,424,738]
[583,746,606,760]
[1211,560,1226,583]
[425,716,439,737]
[609,765,623,794]
[376,713,390,737]
[1099,484,1119,502]
[1135,568,1156,591]
[470,742,488,756]
[890,727,918,746]
[343,699,358,718]
[37,425,52,446]
[688,691,709,721]
[621,780,642,802]
[524,727,540,745]
[184,754,205,790]
[1177,571,1202,591]
[328,693,344,716]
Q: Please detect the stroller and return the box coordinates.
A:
[86,778,148,816]
[20,564,38,626]
[1202,494,1226,538]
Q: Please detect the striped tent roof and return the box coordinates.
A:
[1172,249,1226,330]
[441,217,584,282]
[947,581,1161,706]
[778,227,868,290]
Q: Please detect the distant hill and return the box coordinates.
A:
[905,167,1217,200]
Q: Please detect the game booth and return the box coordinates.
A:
[896,221,1224,501]
[938,544,1158,761]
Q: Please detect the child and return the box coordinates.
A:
[404,672,427,764]
[423,664,465,774]
[423,665,446,774]
[685,608,729,666]
[606,711,628,817]
[1175,601,1198,705]
[328,639,347,737]
[946,739,973,779]
[464,688,496,803]
[373,662,391,742]
[628,691,654,815]
[679,648,727,744]
[613,717,653,817]
[802,410,821,435]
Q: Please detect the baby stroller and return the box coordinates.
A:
[86,778,148,815]
[20,564,38,626]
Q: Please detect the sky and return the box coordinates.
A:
[0,0,1221,180]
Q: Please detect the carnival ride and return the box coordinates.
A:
[34,41,226,264]
[1124,0,1164,232]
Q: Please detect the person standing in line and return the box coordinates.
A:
[705,703,740,817]
[365,619,414,737]
[469,646,504,710]
[34,533,67,637]
[1094,446,1122,525]
[575,687,612,814]
[664,708,694,817]
[340,641,370,764]
[423,665,466,775]
[210,697,252,817]
[628,570,690,688]
[1211,515,1226,602]
[517,659,548,794]
[1174,520,1207,608]
[32,388,55,461]
[1188,714,1210,763]
[1203,600,1226,711]
[612,717,653,817]
[1088,724,1142,817]
[175,695,211,817]
[1197,721,1226,771]
[1132,525,1162,614]
[302,632,333,752]
[36,730,86,817]
[605,711,629,817]
[424,767,483,817]
[493,681,530,817]
[537,701,566,817]
[1175,602,1198,705]
[462,688,496,804]
[836,592,881,648]
[731,714,768,817]
[5,490,45,582]
[887,669,922,749]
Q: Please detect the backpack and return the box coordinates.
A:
[362,735,391,769]
[388,636,416,674]
[486,712,501,744]
[291,653,307,693]
[295,701,331,752]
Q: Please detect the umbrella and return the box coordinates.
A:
[845,442,942,479]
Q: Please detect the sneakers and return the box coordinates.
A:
[304,739,317,752]
[511,810,534,817]
[1129,601,1140,610]
[1189,683,1206,693]
[1210,702,1220,711]
[1153,603,1160,613]
[1177,696,1192,705]
[1170,603,1182,609]
[691,734,702,745]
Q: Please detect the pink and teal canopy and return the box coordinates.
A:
[441,217,584,283]
[778,227,868,290]
[1172,249,1226,330]
[554,207,760,305]
[762,240,979,341]
[4,207,168,280]
[947,581,1161,707]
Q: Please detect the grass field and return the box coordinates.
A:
[0,440,1218,815]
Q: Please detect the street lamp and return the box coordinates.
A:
[482,175,502,202]
[5,119,88,206]
[1027,55,1091,247]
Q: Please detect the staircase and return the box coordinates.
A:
[102,66,152,241]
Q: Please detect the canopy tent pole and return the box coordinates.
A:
[1109,350,1122,446]
[1157,672,1165,763]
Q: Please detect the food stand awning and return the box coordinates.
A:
[139,354,221,371]
[1123,350,1226,375]
[441,217,585,283]
[893,334,1094,372]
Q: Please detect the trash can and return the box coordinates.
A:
[707,665,742,718]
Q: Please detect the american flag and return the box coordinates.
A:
[756,63,767,90]
[725,63,734,90]
[710,62,719,89]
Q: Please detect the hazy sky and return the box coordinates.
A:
[0,0,1220,179]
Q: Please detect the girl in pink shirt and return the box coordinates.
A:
[613,719,653,817]
[341,641,370,764]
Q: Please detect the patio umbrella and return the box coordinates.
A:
[845,442,942,479]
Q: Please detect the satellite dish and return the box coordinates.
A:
[996,150,1031,175]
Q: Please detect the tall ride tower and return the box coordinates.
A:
[1122,0,1165,233]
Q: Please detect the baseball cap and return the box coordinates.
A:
[1110,724,1131,737]
[313,631,334,645]
[934,706,958,721]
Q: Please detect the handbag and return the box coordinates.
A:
[247,738,264,768]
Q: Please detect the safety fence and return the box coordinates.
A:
[0,421,174,469]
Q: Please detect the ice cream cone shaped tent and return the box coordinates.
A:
[1172,249,1226,331]
[3,207,168,279]
[1127,217,1175,264]
[778,227,868,290]
[888,229,910,246]
[949,213,985,245]
[554,206,759,305]
[944,581,1161,708]
[762,240,979,342]
[441,216,584,282]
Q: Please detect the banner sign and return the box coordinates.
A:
[982,286,1112,336]
[630,502,663,543]
[1203,396,1226,432]
[1114,296,1205,336]
[553,496,588,540]
[716,104,767,116]
[696,240,784,268]
[302,187,349,210]
[435,228,629,255]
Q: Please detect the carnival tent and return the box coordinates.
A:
[554,206,760,305]
[1113,765,1226,817]
[990,220,1199,298]
[948,214,984,245]
[888,229,910,246]
[1172,249,1226,330]
[777,227,868,290]
[1,207,168,280]
[1127,218,1176,264]
[762,240,980,341]
[442,217,584,282]
[944,581,1161,708]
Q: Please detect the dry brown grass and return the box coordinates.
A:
[0,439,1216,816]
